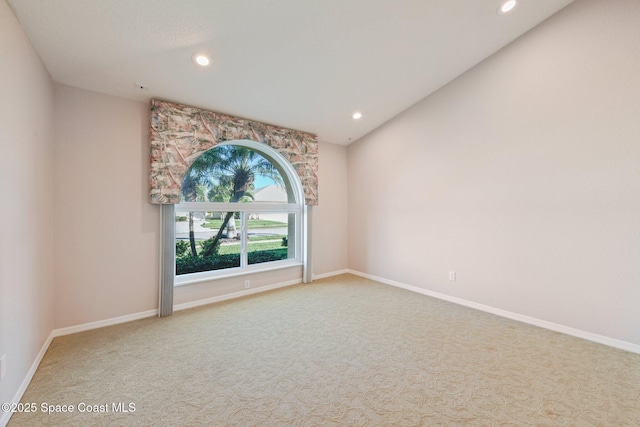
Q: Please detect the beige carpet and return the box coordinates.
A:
[8,274,640,426]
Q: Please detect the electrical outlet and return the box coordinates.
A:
[1,354,6,380]
[244,280,251,289]
[449,271,456,281]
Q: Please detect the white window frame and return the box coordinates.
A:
[172,140,306,287]
[174,203,303,285]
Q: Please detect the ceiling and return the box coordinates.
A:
[8,0,574,145]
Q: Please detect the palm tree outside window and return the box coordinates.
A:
[174,141,303,284]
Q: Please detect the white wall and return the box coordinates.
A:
[313,141,349,276]
[53,85,159,328]
[0,0,55,408]
[347,0,640,346]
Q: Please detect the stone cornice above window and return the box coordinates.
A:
[149,100,318,205]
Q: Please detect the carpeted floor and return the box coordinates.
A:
[8,274,640,426]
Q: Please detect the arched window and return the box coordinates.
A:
[173,140,304,285]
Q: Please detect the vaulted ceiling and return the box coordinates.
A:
[8,0,574,144]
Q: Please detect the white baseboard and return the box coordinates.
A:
[0,331,55,427]
[347,269,640,355]
[173,278,303,312]
[53,309,159,337]
[313,269,349,280]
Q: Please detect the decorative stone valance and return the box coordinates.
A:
[149,100,318,205]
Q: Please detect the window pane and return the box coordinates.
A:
[174,142,302,282]
[181,145,294,204]
[247,213,295,265]
[175,211,241,275]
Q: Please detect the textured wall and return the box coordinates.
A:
[0,0,55,410]
[347,0,640,346]
[149,100,318,205]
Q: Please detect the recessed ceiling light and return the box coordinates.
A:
[193,54,210,67]
[352,112,362,120]
[499,0,517,14]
